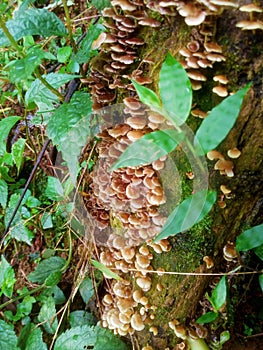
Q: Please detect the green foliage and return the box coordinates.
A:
[38,295,58,334]
[91,259,121,280]
[91,0,111,11]
[236,223,263,253]
[69,310,96,327]
[194,84,251,154]
[5,290,35,322]
[24,327,47,350]
[11,138,26,174]
[0,179,8,208]
[154,191,216,242]
[186,336,210,350]
[159,53,192,125]
[0,319,19,350]
[131,79,162,114]
[79,277,94,304]
[28,256,66,284]
[0,116,21,156]
[0,255,16,298]
[0,9,67,47]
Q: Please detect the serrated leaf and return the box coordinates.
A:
[12,138,26,174]
[25,73,78,113]
[0,320,19,350]
[5,294,35,322]
[0,9,67,47]
[54,325,98,350]
[25,327,47,350]
[79,277,94,304]
[259,275,263,293]
[208,276,227,311]
[47,91,93,182]
[28,256,66,284]
[0,179,8,208]
[45,176,64,201]
[0,255,16,298]
[91,259,121,280]
[154,190,216,242]
[196,311,218,324]
[111,129,184,170]
[74,23,105,64]
[194,84,251,154]
[95,327,130,350]
[159,53,192,125]
[132,79,162,113]
[0,116,21,156]
[45,271,62,287]
[69,310,96,328]
[38,296,58,334]
[236,223,263,251]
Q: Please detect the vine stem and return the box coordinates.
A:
[0,285,45,310]
[61,0,77,54]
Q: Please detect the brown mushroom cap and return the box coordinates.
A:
[227,147,241,158]
[204,42,223,53]
[213,74,229,84]
[212,85,228,97]
[138,18,161,27]
[111,0,137,11]
[239,4,262,13]
[187,70,207,81]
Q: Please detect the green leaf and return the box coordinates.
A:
[0,255,16,298]
[41,212,53,229]
[219,331,230,346]
[5,294,35,322]
[154,190,217,242]
[236,223,263,251]
[132,79,162,113]
[79,277,94,304]
[28,256,66,284]
[54,325,98,350]
[57,46,72,63]
[47,91,93,182]
[0,320,19,350]
[69,310,96,328]
[186,336,210,350]
[38,296,58,334]
[159,53,192,125]
[254,244,263,260]
[39,285,66,305]
[45,176,64,201]
[12,138,26,174]
[45,271,62,287]
[91,259,121,280]
[259,275,263,293]
[7,47,45,83]
[110,129,185,170]
[0,179,8,208]
[25,327,47,350]
[196,311,219,324]
[194,84,251,154]
[74,23,105,64]
[0,116,21,156]
[95,327,130,350]
[91,0,111,11]
[25,73,78,113]
[0,9,67,47]
[207,276,227,311]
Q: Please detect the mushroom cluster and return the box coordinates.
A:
[236,3,263,31]
[99,239,171,336]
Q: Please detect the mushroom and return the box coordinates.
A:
[212,85,228,97]
[203,256,214,269]
[227,147,241,158]
[111,0,137,11]
[138,18,161,27]
[220,185,231,195]
[223,242,238,261]
[207,150,225,160]
[130,313,145,331]
[213,74,229,84]
[149,326,158,336]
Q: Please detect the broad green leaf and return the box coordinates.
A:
[28,256,66,284]
[54,325,98,350]
[7,47,45,83]
[0,116,21,156]
[132,79,162,113]
[5,294,35,321]
[186,336,210,350]
[39,285,66,305]
[45,176,64,201]
[91,259,121,280]
[45,271,62,287]
[111,129,185,170]
[0,9,67,47]
[0,255,16,298]
[236,223,263,251]
[194,84,251,154]
[57,46,72,63]
[38,296,58,334]
[259,275,263,293]
[91,0,111,11]
[219,331,230,346]
[47,91,93,182]
[12,138,26,174]
[69,310,96,328]
[25,327,47,350]
[79,277,94,304]
[0,179,8,208]
[159,53,192,125]
[95,327,130,350]
[154,190,216,242]
[74,23,105,64]
[207,276,227,311]
[25,73,78,113]
[254,244,263,260]
[196,311,218,324]
[0,320,19,350]
[41,212,53,229]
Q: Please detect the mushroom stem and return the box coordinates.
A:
[186,336,210,350]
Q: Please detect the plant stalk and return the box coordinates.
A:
[0,17,23,56]
[61,0,77,54]
[0,285,45,310]
[34,68,64,101]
